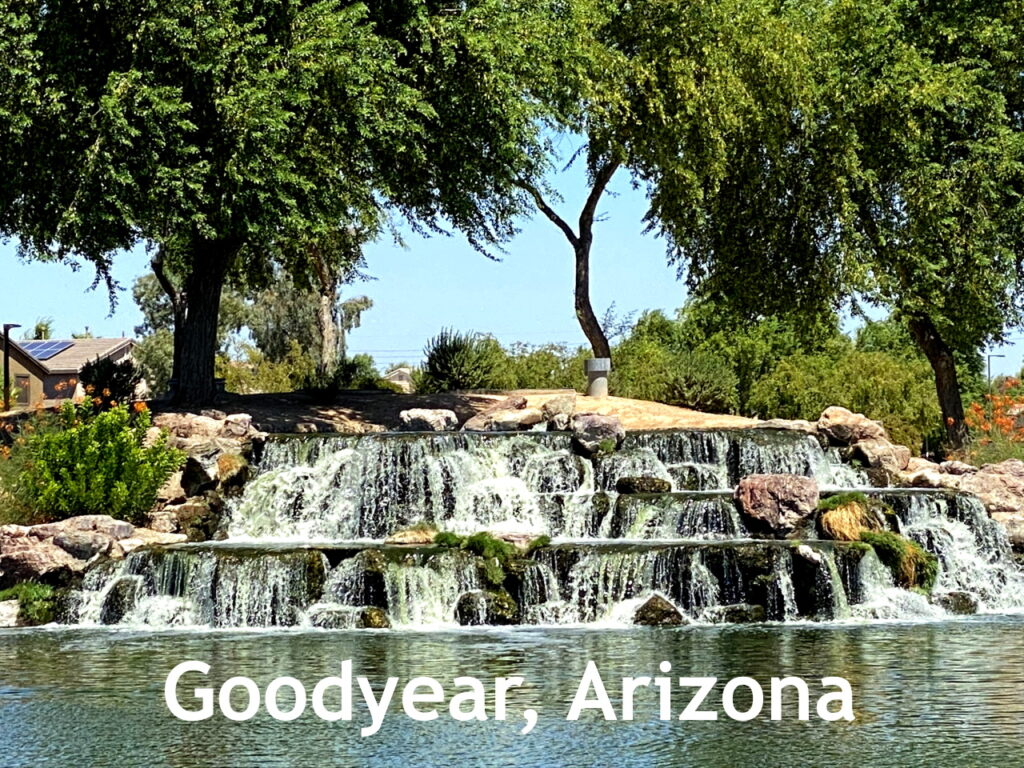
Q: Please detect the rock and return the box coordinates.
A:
[53,531,112,561]
[222,413,253,437]
[455,590,520,626]
[817,406,887,445]
[461,397,528,431]
[702,603,766,624]
[547,413,571,431]
[0,600,18,628]
[358,606,391,629]
[906,468,956,490]
[796,543,823,564]
[633,594,686,626]
[99,576,140,624]
[296,422,319,433]
[754,419,819,435]
[541,394,576,421]
[904,457,940,474]
[850,439,911,473]
[487,408,545,432]
[939,460,977,476]
[31,515,135,541]
[216,453,250,493]
[932,591,979,616]
[960,460,1024,515]
[571,413,625,457]
[0,536,85,587]
[385,525,437,546]
[399,408,458,432]
[616,476,673,494]
[201,409,228,421]
[161,495,223,542]
[734,474,819,537]
[156,470,187,504]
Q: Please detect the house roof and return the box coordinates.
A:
[12,338,135,375]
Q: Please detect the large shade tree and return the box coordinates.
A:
[0,0,564,402]
[666,0,1024,447]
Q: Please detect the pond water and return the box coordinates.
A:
[3,616,1024,767]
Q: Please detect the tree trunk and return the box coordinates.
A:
[907,314,967,449]
[316,288,339,375]
[171,240,235,405]
[574,239,611,359]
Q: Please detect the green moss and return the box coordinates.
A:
[818,492,870,512]
[0,582,57,625]
[433,531,465,548]
[463,532,517,561]
[526,535,551,554]
[596,438,618,455]
[481,557,506,587]
[860,531,938,593]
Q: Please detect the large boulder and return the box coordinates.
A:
[53,531,113,561]
[31,515,134,541]
[932,591,979,616]
[817,406,887,445]
[541,394,576,421]
[850,439,911,474]
[0,535,85,587]
[399,409,458,432]
[461,396,528,431]
[385,525,437,546]
[159,494,225,542]
[959,460,1024,549]
[99,576,141,624]
[571,413,626,457]
[734,474,820,537]
[634,594,686,626]
[358,606,391,629]
[486,408,545,432]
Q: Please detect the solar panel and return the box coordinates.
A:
[19,340,73,361]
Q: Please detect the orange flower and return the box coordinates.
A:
[133,401,148,413]
[92,397,102,406]
[102,388,111,398]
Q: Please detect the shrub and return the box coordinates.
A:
[418,329,507,393]
[1,402,184,525]
[860,530,938,594]
[0,582,57,625]
[301,354,394,401]
[613,337,739,413]
[80,356,142,409]
[497,343,588,392]
[962,382,1024,465]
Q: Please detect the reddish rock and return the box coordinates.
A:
[0,535,86,587]
[734,474,820,537]
[850,439,911,473]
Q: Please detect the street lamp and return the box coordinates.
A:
[3,323,22,412]
[987,353,1007,388]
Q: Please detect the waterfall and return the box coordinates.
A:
[68,427,1024,629]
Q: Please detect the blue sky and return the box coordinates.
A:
[2,159,1022,377]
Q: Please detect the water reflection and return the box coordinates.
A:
[2,617,1024,767]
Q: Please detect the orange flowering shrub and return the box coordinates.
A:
[963,378,1024,463]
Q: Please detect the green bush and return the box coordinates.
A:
[80,356,142,409]
[613,337,739,413]
[301,354,394,401]
[418,329,508,393]
[1,402,185,525]
[748,350,941,450]
[0,582,57,625]
[497,343,588,392]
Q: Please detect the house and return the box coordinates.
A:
[5,338,135,407]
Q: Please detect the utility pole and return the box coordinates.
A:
[3,323,22,412]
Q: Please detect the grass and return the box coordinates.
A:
[860,530,938,594]
[818,492,870,512]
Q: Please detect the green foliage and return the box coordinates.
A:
[418,329,507,393]
[2,403,184,525]
[0,582,56,625]
[748,350,941,450]
[818,492,870,512]
[860,531,938,594]
[433,531,465,549]
[963,432,1024,467]
[463,532,518,561]
[496,343,589,392]
[526,535,551,553]
[300,354,394,402]
[613,333,739,413]
[80,357,142,409]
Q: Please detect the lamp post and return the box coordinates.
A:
[987,353,1006,389]
[3,323,22,412]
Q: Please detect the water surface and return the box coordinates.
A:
[2,616,1023,767]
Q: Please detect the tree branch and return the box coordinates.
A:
[578,159,620,244]
[151,247,180,313]
[514,177,579,248]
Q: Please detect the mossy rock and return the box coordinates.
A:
[615,476,672,494]
[357,606,392,629]
[455,590,520,626]
[701,603,766,624]
[860,530,938,593]
[634,595,686,626]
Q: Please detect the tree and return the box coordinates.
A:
[513,0,820,359]
[665,0,1024,448]
[2,0,563,403]
[22,318,52,340]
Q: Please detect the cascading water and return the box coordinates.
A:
[70,428,1024,629]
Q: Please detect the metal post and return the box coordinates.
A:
[3,323,22,412]
[987,353,1006,388]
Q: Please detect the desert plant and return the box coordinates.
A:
[418,329,508,393]
[2,402,184,525]
[80,356,142,409]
